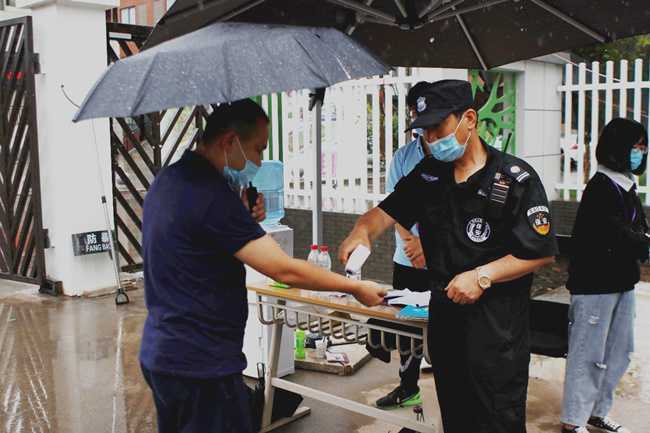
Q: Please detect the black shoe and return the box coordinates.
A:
[588,416,631,433]
[375,385,422,409]
[365,343,391,363]
[561,427,589,433]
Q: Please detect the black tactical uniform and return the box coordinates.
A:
[378,141,558,433]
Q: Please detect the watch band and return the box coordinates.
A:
[476,266,492,290]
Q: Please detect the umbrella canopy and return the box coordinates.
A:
[145,0,650,69]
[73,22,388,121]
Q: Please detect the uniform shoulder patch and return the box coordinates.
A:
[527,205,551,236]
[504,162,531,183]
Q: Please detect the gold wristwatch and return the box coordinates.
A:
[476,266,492,290]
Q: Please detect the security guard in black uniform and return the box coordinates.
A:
[339,80,558,433]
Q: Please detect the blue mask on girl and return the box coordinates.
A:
[427,114,471,162]
[223,137,260,189]
[630,148,644,171]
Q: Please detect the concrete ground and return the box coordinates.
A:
[1,282,650,433]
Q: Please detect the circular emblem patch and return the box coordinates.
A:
[416,96,427,113]
[466,217,491,243]
[510,165,521,174]
[527,206,551,236]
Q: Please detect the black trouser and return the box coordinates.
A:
[427,288,530,433]
[141,364,252,433]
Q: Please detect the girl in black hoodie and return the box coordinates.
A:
[561,118,648,433]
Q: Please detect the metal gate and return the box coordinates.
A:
[107,22,209,271]
[0,17,46,285]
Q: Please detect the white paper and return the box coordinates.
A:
[326,352,348,363]
[385,289,414,299]
[387,290,431,307]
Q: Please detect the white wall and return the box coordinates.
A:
[24,0,118,295]
[510,59,564,201]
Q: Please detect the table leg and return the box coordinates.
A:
[423,324,431,364]
[262,300,284,428]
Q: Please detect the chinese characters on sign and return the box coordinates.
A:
[72,230,112,256]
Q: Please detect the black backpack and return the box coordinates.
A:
[247,363,304,432]
[530,299,569,358]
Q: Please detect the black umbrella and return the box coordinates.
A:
[73,22,388,121]
[145,0,650,69]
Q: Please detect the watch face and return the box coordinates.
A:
[479,276,491,289]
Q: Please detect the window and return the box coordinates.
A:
[120,7,136,24]
[154,0,165,23]
[136,4,147,24]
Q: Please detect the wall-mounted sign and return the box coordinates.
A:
[72,230,112,256]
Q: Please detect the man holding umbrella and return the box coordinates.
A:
[139,99,386,433]
[340,80,558,433]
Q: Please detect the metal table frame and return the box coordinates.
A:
[252,290,434,433]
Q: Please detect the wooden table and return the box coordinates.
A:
[248,284,434,433]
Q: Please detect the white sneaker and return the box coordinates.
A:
[588,416,631,433]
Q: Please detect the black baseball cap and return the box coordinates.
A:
[406,79,474,131]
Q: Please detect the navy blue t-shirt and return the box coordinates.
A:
[139,150,265,379]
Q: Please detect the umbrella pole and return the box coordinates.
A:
[310,89,325,246]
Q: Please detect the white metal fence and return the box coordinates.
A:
[557,59,650,203]
[260,67,465,214]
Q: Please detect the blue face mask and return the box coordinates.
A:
[630,148,644,171]
[223,137,260,189]
[427,115,471,162]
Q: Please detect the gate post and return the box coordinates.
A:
[17,0,119,295]
[514,56,564,201]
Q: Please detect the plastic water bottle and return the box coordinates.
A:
[318,246,341,297]
[318,246,332,271]
[307,244,319,265]
[294,329,306,360]
[252,161,284,227]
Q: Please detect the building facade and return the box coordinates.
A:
[107,0,174,26]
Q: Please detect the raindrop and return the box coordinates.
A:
[429,37,435,44]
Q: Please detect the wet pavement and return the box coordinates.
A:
[1,282,650,433]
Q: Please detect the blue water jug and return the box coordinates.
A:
[252,161,285,227]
